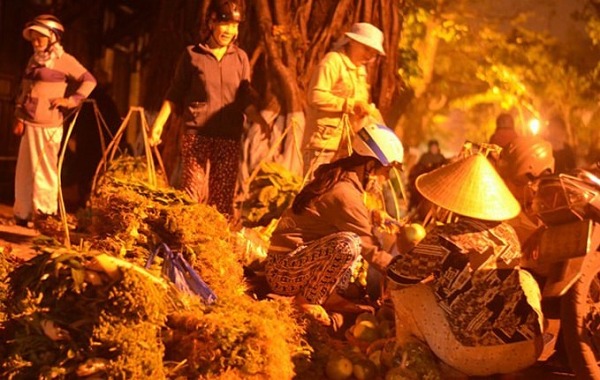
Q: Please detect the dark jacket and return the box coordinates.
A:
[166,43,257,140]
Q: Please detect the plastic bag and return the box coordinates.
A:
[146,243,217,304]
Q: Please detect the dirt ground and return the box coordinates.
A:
[0,202,577,379]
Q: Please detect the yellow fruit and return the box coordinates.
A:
[348,344,362,354]
[356,312,378,326]
[368,349,382,369]
[325,355,354,380]
[353,320,380,342]
[404,223,426,243]
[353,359,378,380]
[84,270,103,286]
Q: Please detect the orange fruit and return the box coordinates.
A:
[353,320,380,342]
[325,355,353,380]
[356,312,378,326]
[404,223,426,243]
[353,359,378,380]
[368,349,382,369]
[378,320,393,338]
[376,306,395,322]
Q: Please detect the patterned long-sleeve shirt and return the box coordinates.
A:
[15,53,96,128]
[387,217,543,346]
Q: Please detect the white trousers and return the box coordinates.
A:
[14,123,63,219]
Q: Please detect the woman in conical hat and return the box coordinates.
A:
[386,153,544,377]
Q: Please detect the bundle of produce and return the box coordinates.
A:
[380,339,442,380]
[0,246,20,351]
[165,293,308,380]
[90,155,168,252]
[0,248,178,379]
[145,202,247,297]
[231,218,278,269]
[240,162,302,227]
[91,156,245,297]
[91,176,152,250]
[95,154,169,189]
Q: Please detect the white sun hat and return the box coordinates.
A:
[23,14,64,42]
[345,22,386,56]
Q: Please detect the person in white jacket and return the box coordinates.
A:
[302,22,386,178]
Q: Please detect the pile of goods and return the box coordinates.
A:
[0,153,445,379]
[90,156,245,297]
[165,294,307,379]
[300,307,442,380]
[0,155,307,379]
[0,248,176,379]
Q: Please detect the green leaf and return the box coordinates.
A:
[71,267,85,294]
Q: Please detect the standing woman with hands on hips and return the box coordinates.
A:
[13,14,96,227]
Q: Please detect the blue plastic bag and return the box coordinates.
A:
[146,243,217,304]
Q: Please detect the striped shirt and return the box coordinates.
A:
[15,52,96,128]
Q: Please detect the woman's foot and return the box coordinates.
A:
[14,217,30,228]
[294,295,331,326]
[323,292,375,314]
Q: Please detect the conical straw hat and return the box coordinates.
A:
[416,154,520,221]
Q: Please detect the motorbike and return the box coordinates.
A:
[522,167,600,379]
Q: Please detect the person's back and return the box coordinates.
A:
[490,113,518,149]
[544,116,575,174]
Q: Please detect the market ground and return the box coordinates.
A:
[0,202,577,379]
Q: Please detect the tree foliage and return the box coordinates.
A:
[396,0,600,161]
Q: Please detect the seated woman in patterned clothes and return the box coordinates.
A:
[386,153,544,377]
[266,122,404,326]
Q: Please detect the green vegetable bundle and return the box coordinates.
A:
[165,294,307,380]
[0,249,177,379]
[240,162,302,227]
[91,157,246,297]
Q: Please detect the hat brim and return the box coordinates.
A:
[23,25,53,41]
[415,154,521,221]
[345,32,386,56]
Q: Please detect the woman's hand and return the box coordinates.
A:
[51,97,75,109]
[352,100,372,117]
[12,118,24,136]
[149,125,163,147]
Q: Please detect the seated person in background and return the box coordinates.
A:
[490,112,519,149]
[266,122,403,325]
[543,115,576,174]
[387,153,544,377]
[407,139,447,216]
[496,136,555,244]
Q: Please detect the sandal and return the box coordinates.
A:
[323,292,375,314]
[294,295,332,326]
